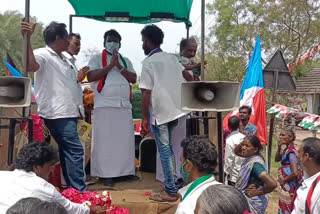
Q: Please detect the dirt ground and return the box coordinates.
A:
[88,129,316,214]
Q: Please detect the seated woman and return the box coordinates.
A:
[275,129,303,213]
[195,184,251,214]
[175,135,220,214]
[234,136,277,214]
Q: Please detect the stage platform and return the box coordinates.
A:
[88,171,179,214]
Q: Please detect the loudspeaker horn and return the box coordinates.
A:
[181,81,240,112]
[0,76,32,107]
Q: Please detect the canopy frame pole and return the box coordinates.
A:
[186,26,190,39]
[69,15,74,33]
[23,0,31,119]
[23,0,30,77]
[266,70,279,173]
[200,0,205,80]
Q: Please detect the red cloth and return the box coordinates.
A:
[20,114,44,142]
[97,49,133,99]
[48,164,62,188]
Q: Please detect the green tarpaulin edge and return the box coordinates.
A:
[68,0,193,27]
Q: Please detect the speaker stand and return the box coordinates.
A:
[0,117,33,165]
[186,112,224,183]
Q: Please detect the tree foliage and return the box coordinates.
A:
[205,0,320,80]
[0,10,45,76]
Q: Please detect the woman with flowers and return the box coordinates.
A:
[275,129,303,214]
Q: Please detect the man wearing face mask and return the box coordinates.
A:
[87,30,137,187]
[292,137,320,214]
[175,136,220,214]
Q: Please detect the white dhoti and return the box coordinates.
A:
[156,115,187,182]
[91,107,135,178]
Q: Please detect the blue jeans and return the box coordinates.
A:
[152,119,178,195]
[44,118,87,192]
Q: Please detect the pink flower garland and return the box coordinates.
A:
[61,188,129,214]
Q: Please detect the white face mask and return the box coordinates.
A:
[105,42,120,53]
[180,56,195,65]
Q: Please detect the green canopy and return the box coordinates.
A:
[68,0,193,27]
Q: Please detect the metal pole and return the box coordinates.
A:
[23,0,31,118]
[266,70,279,173]
[186,26,190,39]
[23,0,30,77]
[69,15,73,33]
[200,0,205,80]
[217,112,224,182]
[28,118,33,142]
[8,119,17,165]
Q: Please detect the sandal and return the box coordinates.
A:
[149,191,179,202]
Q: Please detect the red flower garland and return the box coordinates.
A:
[61,188,129,214]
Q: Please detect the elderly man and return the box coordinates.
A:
[292,137,320,214]
[21,21,87,191]
[87,29,137,187]
[179,37,201,81]
[0,142,104,214]
[239,105,257,136]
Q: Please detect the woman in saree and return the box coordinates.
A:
[234,136,277,214]
[275,129,303,214]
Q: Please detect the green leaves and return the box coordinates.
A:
[205,0,320,80]
[0,10,45,77]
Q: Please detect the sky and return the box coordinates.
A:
[1,0,208,75]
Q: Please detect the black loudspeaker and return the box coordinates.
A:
[139,137,156,173]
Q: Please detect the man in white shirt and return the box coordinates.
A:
[87,30,137,187]
[62,33,89,118]
[179,37,201,81]
[139,25,191,202]
[61,33,90,187]
[224,115,245,186]
[21,21,87,191]
[175,136,220,214]
[0,142,104,214]
[292,137,320,214]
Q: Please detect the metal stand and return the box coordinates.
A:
[217,112,224,182]
[0,117,34,165]
[186,112,224,183]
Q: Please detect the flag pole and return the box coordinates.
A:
[200,0,205,80]
[266,70,279,173]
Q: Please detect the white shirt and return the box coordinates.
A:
[175,176,220,214]
[34,46,80,119]
[88,51,135,109]
[139,51,188,125]
[0,169,90,214]
[224,131,245,183]
[62,52,84,117]
[292,171,320,214]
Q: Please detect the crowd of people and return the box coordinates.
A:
[0,19,319,214]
